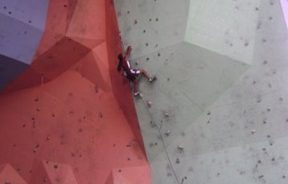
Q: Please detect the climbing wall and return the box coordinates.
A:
[280,0,288,29]
[0,0,152,183]
[115,0,288,184]
[0,0,49,89]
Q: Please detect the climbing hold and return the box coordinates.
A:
[150,121,157,128]
[164,111,169,118]
[164,130,171,136]
[147,100,152,108]
[177,145,184,153]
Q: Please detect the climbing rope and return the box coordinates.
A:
[137,95,182,184]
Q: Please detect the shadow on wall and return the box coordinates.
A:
[1,0,146,155]
[105,0,146,153]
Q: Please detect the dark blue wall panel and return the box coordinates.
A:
[0,54,28,90]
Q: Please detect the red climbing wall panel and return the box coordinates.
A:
[0,0,152,183]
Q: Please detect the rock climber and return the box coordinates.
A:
[117,46,156,97]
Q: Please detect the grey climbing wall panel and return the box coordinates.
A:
[185,0,261,65]
[115,0,288,183]
[114,0,190,59]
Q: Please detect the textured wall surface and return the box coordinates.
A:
[115,0,288,184]
[185,0,260,65]
[0,0,152,183]
[0,0,49,89]
[1,0,287,183]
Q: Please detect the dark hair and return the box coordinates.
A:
[117,54,123,71]
[118,54,123,60]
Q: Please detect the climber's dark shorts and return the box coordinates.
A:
[125,69,141,82]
